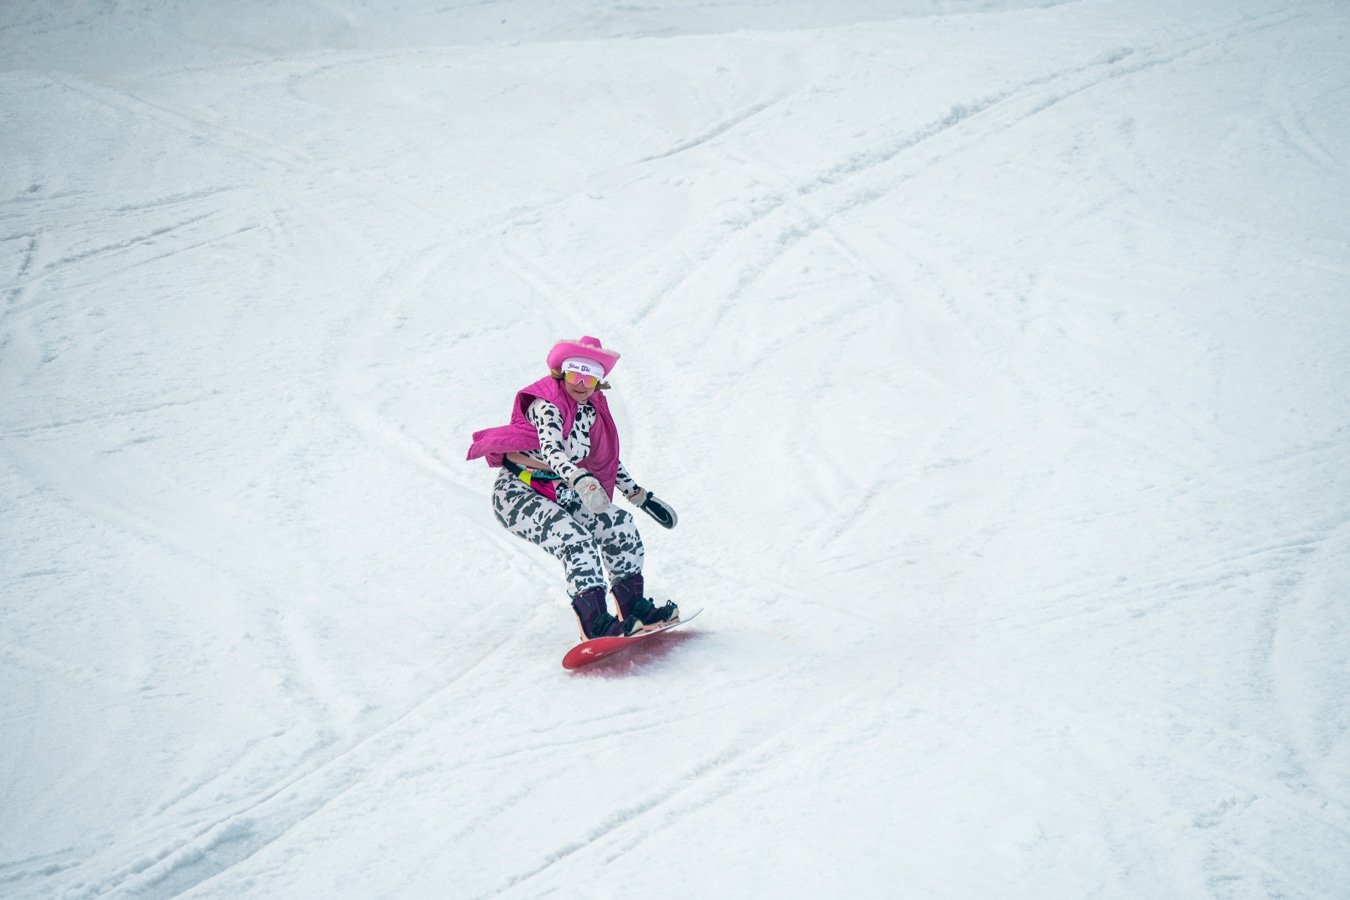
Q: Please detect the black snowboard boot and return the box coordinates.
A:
[612,573,679,635]
[571,586,625,640]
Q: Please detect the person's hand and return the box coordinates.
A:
[573,475,611,514]
[635,490,677,529]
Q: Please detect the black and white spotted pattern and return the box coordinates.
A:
[517,398,640,497]
[491,394,647,595]
[491,468,645,596]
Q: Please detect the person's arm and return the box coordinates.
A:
[615,460,678,528]
[616,461,642,501]
[525,399,586,485]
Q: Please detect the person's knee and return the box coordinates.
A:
[603,506,634,530]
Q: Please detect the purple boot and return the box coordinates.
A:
[571,586,625,640]
[612,574,679,635]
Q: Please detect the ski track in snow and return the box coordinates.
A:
[626,4,1310,337]
[3,0,1350,897]
[89,627,537,899]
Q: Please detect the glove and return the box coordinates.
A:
[572,474,611,514]
[633,489,678,529]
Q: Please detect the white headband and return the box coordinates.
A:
[561,357,606,380]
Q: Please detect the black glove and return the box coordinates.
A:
[638,491,678,529]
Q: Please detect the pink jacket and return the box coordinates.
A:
[466,375,621,499]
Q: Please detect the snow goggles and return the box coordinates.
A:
[563,370,599,389]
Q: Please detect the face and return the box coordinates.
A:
[562,371,599,403]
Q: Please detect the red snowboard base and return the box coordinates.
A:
[562,608,701,669]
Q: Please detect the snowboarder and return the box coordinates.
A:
[466,335,680,641]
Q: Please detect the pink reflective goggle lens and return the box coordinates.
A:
[564,371,599,389]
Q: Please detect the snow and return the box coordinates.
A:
[3,0,1349,896]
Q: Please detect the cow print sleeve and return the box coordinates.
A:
[526,398,585,485]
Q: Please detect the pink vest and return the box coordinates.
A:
[466,376,621,499]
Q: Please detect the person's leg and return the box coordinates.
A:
[556,487,675,631]
[492,473,623,638]
[554,488,644,585]
[492,472,605,596]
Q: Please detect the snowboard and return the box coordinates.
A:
[562,608,702,670]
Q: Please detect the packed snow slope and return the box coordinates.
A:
[4,1,1349,897]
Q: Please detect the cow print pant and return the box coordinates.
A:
[491,469,645,597]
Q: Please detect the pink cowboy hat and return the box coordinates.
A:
[547,335,621,375]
